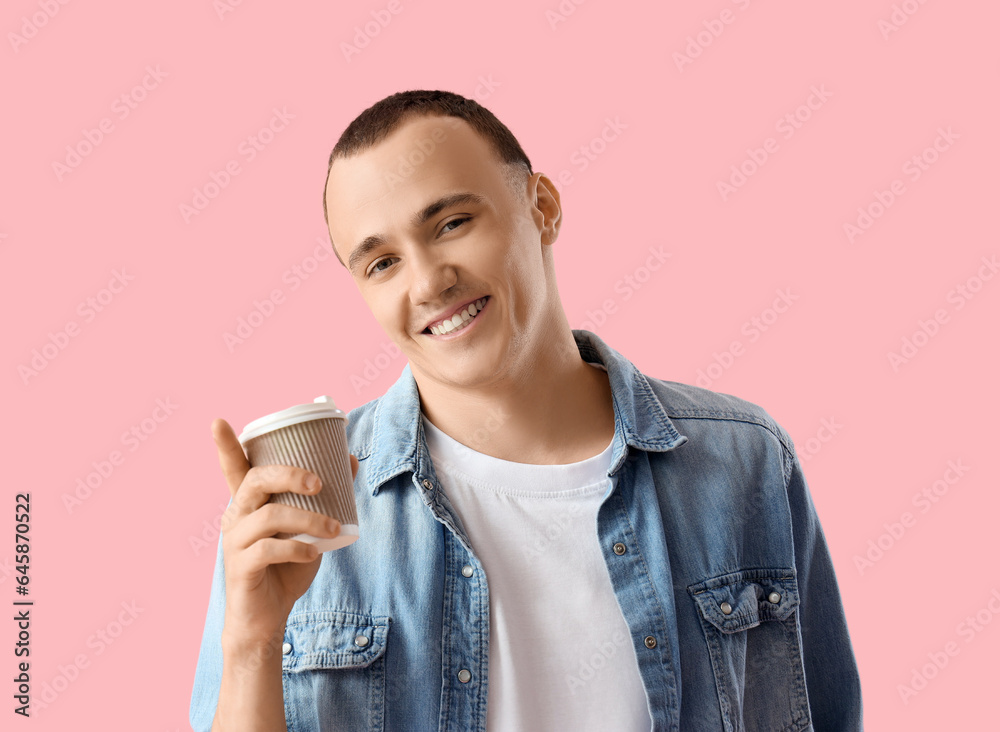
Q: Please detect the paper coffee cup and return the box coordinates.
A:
[237,396,359,552]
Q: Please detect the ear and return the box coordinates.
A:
[529,172,562,246]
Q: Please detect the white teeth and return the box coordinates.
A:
[428,297,488,336]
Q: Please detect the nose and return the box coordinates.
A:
[407,246,458,306]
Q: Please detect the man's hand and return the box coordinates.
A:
[212,418,360,644]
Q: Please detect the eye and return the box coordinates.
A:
[364,217,471,279]
[440,216,471,235]
[367,257,398,278]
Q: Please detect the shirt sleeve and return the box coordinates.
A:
[188,530,227,732]
[784,440,864,730]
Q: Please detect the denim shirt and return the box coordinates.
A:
[190,330,863,731]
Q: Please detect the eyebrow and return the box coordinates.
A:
[347,192,487,274]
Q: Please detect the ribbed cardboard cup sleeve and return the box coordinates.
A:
[242,418,358,537]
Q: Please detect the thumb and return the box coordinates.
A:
[350,453,359,482]
[212,418,250,498]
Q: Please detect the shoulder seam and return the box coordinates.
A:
[665,408,796,484]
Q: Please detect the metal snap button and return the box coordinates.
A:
[613,543,626,555]
[644,636,657,649]
[720,601,733,615]
[281,642,292,654]
[457,669,472,683]
[768,592,781,604]
[421,479,433,490]
[354,635,370,647]
[461,565,474,578]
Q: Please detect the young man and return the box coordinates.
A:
[191,90,863,731]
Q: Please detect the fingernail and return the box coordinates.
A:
[306,475,321,492]
[326,518,340,533]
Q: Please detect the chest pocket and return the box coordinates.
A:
[688,569,811,732]
[281,611,390,732]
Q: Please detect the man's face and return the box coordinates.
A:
[325,114,561,392]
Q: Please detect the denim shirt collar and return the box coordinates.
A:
[356,329,689,495]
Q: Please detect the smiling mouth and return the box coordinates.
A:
[423,296,490,336]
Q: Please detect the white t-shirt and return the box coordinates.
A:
[420,386,652,730]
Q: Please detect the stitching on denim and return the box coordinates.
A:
[688,568,798,594]
[608,470,681,716]
[666,410,792,452]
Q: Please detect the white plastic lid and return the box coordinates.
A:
[238,395,347,445]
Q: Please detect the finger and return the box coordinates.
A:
[236,464,323,514]
[240,537,323,570]
[229,503,340,551]
[213,418,250,498]
[350,453,359,481]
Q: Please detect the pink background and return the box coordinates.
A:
[4,0,998,728]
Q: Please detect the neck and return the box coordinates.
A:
[414,330,615,465]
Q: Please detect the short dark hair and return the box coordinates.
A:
[322,90,534,234]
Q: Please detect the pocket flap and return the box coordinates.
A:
[688,569,799,633]
[282,610,390,672]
